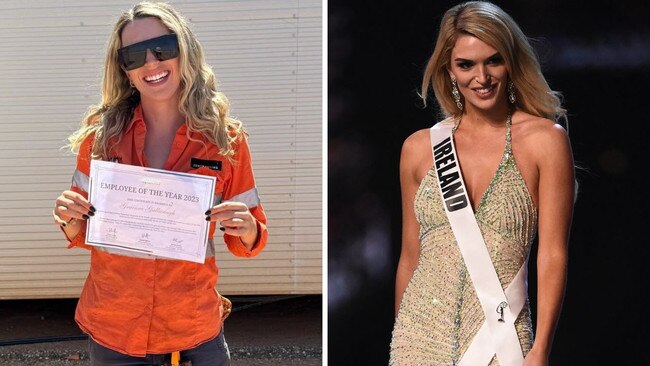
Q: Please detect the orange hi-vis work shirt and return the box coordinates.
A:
[67,105,268,357]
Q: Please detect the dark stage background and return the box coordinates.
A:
[328,1,650,364]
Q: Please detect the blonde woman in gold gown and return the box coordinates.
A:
[390,2,575,365]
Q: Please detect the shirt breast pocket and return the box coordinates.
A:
[188,166,225,205]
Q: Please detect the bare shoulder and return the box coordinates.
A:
[512,111,571,156]
[400,128,434,181]
[401,128,431,157]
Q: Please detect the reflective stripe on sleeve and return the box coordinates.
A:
[72,169,90,192]
[207,238,215,257]
[212,194,222,207]
[227,187,260,208]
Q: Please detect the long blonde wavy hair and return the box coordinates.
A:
[67,1,243,160]
[422,1,566,122]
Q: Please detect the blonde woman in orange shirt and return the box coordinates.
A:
[52,2,267,365]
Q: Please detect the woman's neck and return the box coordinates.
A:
[141,99,185,134]
[461,103,510,129]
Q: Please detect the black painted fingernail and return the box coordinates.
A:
[204,209,211,215]
[82,214,90,220]
[90,206,96,212]
[61,223,66,228]
[219,226,225,231]
[87,211,95,216]
[205,216,211,221]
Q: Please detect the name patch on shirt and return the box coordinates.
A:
[191,158,222,171]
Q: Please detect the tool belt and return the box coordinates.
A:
[218,290,232,321]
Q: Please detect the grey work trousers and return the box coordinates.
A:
[88,329,230,366]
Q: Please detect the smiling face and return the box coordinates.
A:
[121,17,182,106]
[448,34,509,114]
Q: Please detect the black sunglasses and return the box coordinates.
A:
[117,33,179,71]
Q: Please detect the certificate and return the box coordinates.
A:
[86,160,216,263]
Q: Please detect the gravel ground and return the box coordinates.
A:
[0,295,322,366]
[0,342,322,366]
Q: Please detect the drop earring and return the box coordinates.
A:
[128,79,136,95]
[508,80,516,104]
[451,77,463,111]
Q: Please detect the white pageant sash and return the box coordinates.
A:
[429,120,526,366]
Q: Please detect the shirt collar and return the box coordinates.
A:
[124,103,191,137]
[125,104,145,134]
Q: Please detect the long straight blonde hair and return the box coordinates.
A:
[422,1,566,122]
[67,1,243,160]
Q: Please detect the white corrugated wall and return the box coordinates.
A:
[0,0,322,299]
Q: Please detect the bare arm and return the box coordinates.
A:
[525,123,574,364]
[394,131,428,316]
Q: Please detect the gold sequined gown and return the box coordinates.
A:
[390,120,536,365]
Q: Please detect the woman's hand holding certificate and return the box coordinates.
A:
[205,201,259,250]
